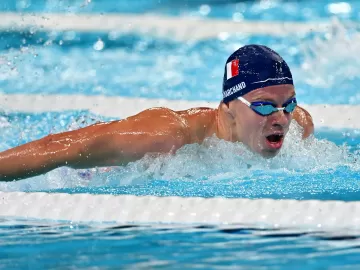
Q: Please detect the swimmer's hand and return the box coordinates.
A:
[293,106,314,139]
[0,108,188,181]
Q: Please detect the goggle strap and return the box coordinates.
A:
[237,97,251,107]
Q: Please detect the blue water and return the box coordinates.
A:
[3,220,360,270]
[3,219,360,270]
[1,0,360,269]
[0,0,359,21]
[2,26,360,104]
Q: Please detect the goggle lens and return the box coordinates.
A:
[250,98,297,116]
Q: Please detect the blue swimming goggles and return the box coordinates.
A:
[238,97,297,116]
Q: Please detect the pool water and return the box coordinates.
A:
[2,220,360,270]
[1,0,360,269]
[1,0,360,21]
[2,27,360,104]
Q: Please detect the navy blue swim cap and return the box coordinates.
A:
[222,44,293,103]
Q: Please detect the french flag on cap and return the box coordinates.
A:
[226,59,239,80]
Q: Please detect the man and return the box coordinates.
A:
[0,44,314,181]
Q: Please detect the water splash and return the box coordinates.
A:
[98,121,356,185]
[295,18,360,104]
[1,118,358,195]
[3,27,360,104]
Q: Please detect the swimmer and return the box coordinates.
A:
[0,44,314,181]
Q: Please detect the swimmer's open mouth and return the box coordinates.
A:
[266,134,284,143]
[265,134,284,149]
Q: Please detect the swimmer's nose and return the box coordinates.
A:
[271,109,291,128]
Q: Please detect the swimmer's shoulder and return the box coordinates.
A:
[126,106,215,126]
[127,107,190,126]
[176,107,216,122]
[131,106,217,143]
[107,106,216,145]
[125,106,192,137]
[176,107,217,143]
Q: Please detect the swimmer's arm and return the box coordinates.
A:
[293,106,314,139]
[0,118,188,182]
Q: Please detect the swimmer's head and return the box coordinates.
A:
[220,44,296,158]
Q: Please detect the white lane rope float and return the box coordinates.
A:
[0,12,342,41]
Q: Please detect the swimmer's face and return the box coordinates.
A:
[229,84,295,158]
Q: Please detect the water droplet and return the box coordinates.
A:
[327,2,352,14]
[29,27,36,34]
[199,5,211,16]
[93,39,105,51]
[232,12,244,22]
[82,0,91,6]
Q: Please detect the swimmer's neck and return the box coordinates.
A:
[214,103,235,142]
[179,106,231,144]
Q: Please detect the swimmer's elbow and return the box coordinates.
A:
[293,106,314,139]
[301,121,314,139]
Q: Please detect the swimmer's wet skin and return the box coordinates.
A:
[0,44,314,181]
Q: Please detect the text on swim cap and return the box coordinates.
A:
[223,82,246,98]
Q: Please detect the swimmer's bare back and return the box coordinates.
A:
[0,106,313,182]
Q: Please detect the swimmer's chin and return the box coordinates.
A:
[247,144,281,159]
[256,144,282,158]
[260,149,281,159]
